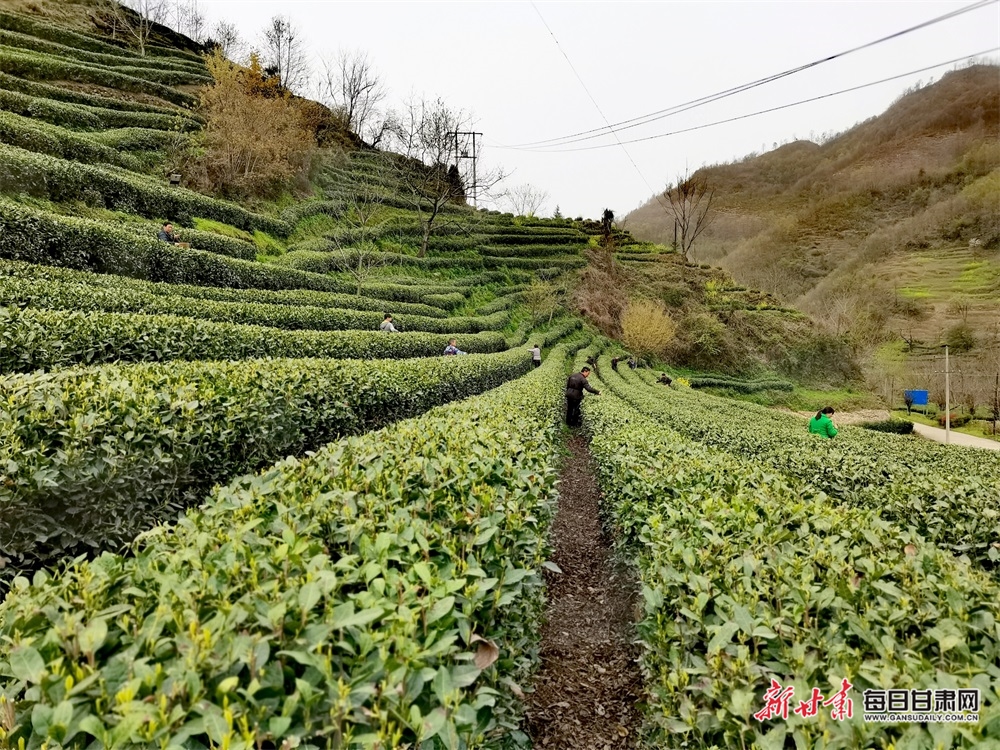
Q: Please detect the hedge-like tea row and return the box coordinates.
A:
[0,347,532,582]
[0,306,507,372]
[0,347,571,748]
[0,48,197,107]
[0,71,203,122]
[0,10,205,64]
[0,85,199,132]
[275,247,486,274]
[279,199,345,226]
[0,110,142,170]
[0,28,209,78]
[0,260,448,319]
[421,292,467,310]
[481,244,585,258]
[614,365,1000,571]
[0,274,507,334]
[483,255,586,270]
[586,364,1000,749]
[482,233,586,247]
[0,203,464,301]
[0,145,289,235]
[689,375,794,393]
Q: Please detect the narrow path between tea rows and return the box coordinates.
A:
[524,433,643,749]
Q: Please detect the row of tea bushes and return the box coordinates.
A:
[0,348,532,584]
[0,71,202,123]
[0,86,198,132]
[0,28,208,77]
[0,306,509,372]
[0,260,448,318]
[0,274,506,333]
[585,361,1000,749]
[0,145,290,235]
[0,202,479,303]
[0,348,575,749]
[0,48,197,106]
[0,10,205,64]
[619,365,1000,572]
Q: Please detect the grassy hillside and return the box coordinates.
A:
[627,64,1000,402]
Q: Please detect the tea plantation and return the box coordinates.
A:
[0,5,999,749]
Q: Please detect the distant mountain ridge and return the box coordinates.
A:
[627,64,999,358]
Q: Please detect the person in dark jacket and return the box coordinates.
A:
[157,222,179,244]
[565,366,600,427]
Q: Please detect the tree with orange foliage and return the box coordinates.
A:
[199,50,314,198]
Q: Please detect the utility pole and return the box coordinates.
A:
[944,344,951,444]
[453,130,482,208]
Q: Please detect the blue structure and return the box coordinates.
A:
[904,389,929,406]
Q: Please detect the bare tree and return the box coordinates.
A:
[331,242,397,296]
[507,184,549,217]
[663,170,716,260]
[172,0,204,42]
[318,49,388,144]
[261,15,310,93]
[386,96,506,257]
[208,19,245,61]
[110,0,168,56]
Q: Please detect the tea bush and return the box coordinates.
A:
[615,363,1000,571]
[586,364,1000,748]
[0,86,199,132]
[0,348,573,749]
[0,110,142,170]
[0,10,204,63]
[0,348,532,581]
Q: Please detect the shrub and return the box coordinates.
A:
[861,418,914,434]
[945,322,977,352]
[622,298,676,359]
[937,413,971,428]
[200,51,315,198]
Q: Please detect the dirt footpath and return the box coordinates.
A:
[523,434,643,749]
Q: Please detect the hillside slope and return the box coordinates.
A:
[627,64,1000,381]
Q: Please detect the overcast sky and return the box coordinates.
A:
[195,0,1000,219]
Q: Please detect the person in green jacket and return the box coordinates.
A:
[809,407,838,438]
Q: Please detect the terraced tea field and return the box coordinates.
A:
[1,4,998,749]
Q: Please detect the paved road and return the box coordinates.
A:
[912,423,1000,451]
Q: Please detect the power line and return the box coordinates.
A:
[528,0,668,215]
[507,0,998,150]
[503,48,999,154]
